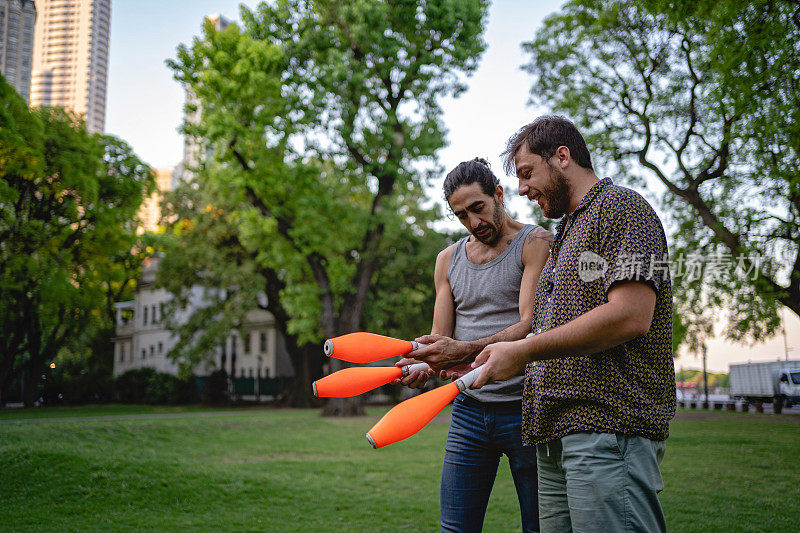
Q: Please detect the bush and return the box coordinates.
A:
[199,369,229,404]
[114,368,196,404]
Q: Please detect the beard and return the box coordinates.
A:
[472,199,504,245]
[539,163,572,219]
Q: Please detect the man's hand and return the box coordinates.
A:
[470,341,530,389]
[408,334,477,371]
[393,357,434,389]
[437,362,473,381]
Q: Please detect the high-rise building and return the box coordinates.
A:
[0,0,37,101]
[137,168,175,234]
[177,13,231,183]
[30,0,111,133]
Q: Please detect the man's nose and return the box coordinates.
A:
[468,212,481,226]
[518,180,529,196]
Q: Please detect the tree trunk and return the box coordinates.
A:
[22,364,38,407]
[0,358,14,406]
[321,342,365,416]
[0,371,11,407]
[284,344,324,408]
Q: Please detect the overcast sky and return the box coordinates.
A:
[104,0,799,372]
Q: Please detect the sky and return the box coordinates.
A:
[103,1,800,373]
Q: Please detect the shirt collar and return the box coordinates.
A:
[553,177,612,237]
[571,177,612,218]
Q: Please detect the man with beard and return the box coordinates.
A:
[469,116,675,533]
[398,157,551,533]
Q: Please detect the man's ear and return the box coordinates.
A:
[494,184,504,204]
[554,146,571,170]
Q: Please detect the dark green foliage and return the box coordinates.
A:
[521,0,800,350]
[114,368,196,404]
[199,369,229,405]
[0,74,155,406]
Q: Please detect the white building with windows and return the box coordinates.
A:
[112,255,294,395]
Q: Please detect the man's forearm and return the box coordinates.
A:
[470,297,653,389]
[413,319,534,370]
[511,300,647,364]
[459,320,533,360]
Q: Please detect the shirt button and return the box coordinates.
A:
[535,328,542,334]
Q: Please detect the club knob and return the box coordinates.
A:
[323,339,333,356]
[365,433,377,449]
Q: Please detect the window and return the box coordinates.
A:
[158,342,163,354]
[143,306,148,325]
[249,368,254,378]
[243,333,251,354]
[150,345,154,358]
[791,371,800,385]
[259,332,267,353]
[120,345,126,362]
[141,349,146,360]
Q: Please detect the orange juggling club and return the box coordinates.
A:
[312,362,431,398]
[365,366,484,449]
[324,332,428,364]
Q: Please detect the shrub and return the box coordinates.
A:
[115,368,196,404]
[200,369,229,404]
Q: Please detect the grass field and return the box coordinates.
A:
[1,406,798,532]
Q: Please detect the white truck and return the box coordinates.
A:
[729,360,800,413]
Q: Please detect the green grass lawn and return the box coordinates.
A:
[1,406,798,532]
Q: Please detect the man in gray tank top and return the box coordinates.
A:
[397,158,551,533]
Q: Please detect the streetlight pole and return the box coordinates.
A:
[702,345,709,408]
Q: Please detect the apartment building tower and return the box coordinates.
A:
[30,0,111,133]
[175,13,231,184]
[0,0,36,101]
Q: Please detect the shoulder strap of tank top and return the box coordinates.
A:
[448,235,471,275]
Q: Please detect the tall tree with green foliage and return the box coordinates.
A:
[0,76,154,405]
[165,1,487,413]
[521,0,800,351]
[155,165,447,406]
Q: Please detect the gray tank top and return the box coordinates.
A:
[449,224,538,402]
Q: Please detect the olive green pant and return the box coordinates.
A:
[536,432,666,533]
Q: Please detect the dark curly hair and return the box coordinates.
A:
[443,157,500,201]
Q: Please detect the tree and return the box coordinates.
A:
[521,0,800,351]
[0,75,154,405]
[165,0,487,414]
[155,166,446,406]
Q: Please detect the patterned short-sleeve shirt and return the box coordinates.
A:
[522,178,676,445]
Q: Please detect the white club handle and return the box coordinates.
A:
[454,366,484,392]
[401,362,431,377]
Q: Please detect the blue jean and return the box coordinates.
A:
[440,394,540,533]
